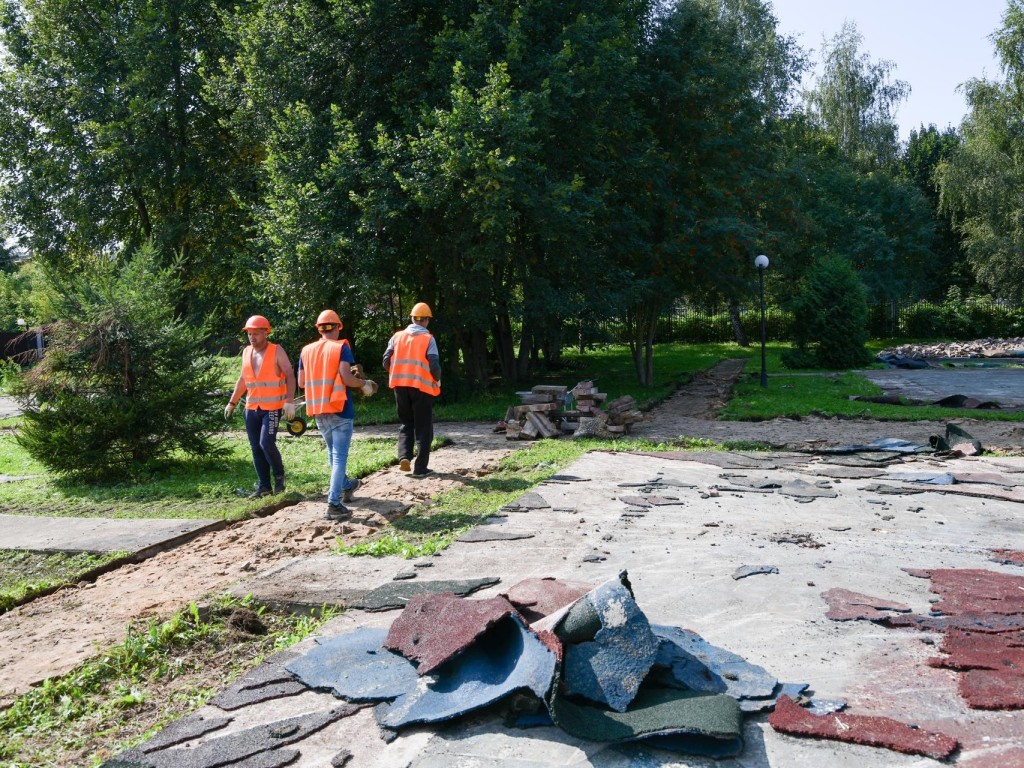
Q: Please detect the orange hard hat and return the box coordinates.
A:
[410,302,433,318]
[315,309,343,328]
[243,315,271,332]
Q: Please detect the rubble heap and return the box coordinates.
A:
[500,381,645,440]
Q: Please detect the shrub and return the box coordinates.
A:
[14,245,224,480]
[782,255,872,369]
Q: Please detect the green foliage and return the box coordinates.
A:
[0,550,121,613]
[15,246,225,480]
[782,255,872,369]
[0,595,336,766]
[898,288,1024,338]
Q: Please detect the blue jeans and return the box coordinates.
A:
[244,408,284,491]
[314,413,354,506]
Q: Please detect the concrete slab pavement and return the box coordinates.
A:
[132,450,1024,768]
[0,513,225,554]
[859,367,1024,408]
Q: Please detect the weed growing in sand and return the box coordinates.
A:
[0,595,336,767]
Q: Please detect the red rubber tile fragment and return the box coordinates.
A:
[925,569,1024,615]
[820,588,912,621]
[384,592,520,675]
[927,629,1024,672]
[991,549,1024,566]
[958,669,1024,710]
[768,695,959,760]
[500,577,595,623]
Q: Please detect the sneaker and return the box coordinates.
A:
[411,468,434,478]
[248,487,272,499]
[399,458,412,473]
[342,478,360,503]
[325,503,351,521]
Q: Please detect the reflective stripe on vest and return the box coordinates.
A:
[301,338,349,416]
[388,331,440,395]
[242,343,287,410]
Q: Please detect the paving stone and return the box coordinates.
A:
[376,613,557,729]
[139,714,232,752]
[769,695,958,760]
[352,577,500,612]
[329,749,353,766]
[499,577,594,623]
[384,593,519,675]
[286,627,418,702]
[457,528,535,543]
[561,574,659,713]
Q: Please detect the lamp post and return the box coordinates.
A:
[754,254,769,388]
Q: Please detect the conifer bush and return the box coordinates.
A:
[15,245,224,480]
[781,255,873,370]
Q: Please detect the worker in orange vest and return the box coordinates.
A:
[299,309,377,520]
[383,302,441,476]
[225,315,297,498]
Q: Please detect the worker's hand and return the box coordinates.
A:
[224,402,236,421]
[350,364,365,379]
[361,379,378,397]
[282,402,296,421]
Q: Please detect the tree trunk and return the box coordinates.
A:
[728,296,749,347]
[493,312,516,383]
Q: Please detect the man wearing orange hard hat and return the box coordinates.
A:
[298,309,378,521]
[225,315,297,498]
[383,301,441,477]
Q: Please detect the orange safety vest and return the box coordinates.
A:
[388,331,440,396]
[242,343,288,410]
[301,338,350,416]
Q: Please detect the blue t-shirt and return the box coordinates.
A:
[298,342,356,419]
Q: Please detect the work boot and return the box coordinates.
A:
[342,478,360,503]
[248,486,272,500]
[399,458,412,473]
[325,502,351,521]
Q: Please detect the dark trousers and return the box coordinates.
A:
[395,386,434,473]
[244,407,285,491]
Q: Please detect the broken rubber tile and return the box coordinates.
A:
[209,676,306,711]
[718,474,781,489]
[286,627,418,702]
[732,564,779,580]
[560,574,659,712]
[883,471,955,485]
[548,687,743,757]
[352,577,499,612]
[376,613,556,729]
[821,588,912,621]
[958,668,1024,709]
[652,625,777,701]
[120,707,358,768]
[139,714,232,753]
[990,549,1024,566]
[768,695,958,760]
[778,479,838,500]
[618,496,652,507]
[384,593,519,675]
[456,528,535,543]
[392,570,417,580]
[503,491,551,511]
[500,577,595,623]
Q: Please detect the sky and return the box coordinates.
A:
[768,0,1008,141]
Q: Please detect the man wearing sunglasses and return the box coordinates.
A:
[298,310,376,521]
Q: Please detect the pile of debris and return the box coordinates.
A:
[878,337,1024,364]
[499,381,645,440]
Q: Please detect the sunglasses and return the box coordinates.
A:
[317,323,339,331]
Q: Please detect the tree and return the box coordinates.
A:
[0,0,257,328]
[803,21,909,170]
[937,0,1024,300]
[782,254,872,369]
[15,244,224,480]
